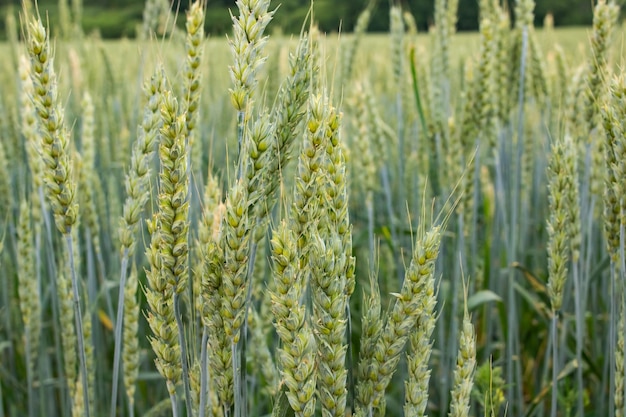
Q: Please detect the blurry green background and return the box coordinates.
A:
[0,0,621,39]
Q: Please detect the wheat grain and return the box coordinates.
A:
[270,222,317,417]
[547,134,576,313]
[143,88,191,406]
[82,308,96,414]
[17,199,41,417]
[26,17,79,234]
[183,0,205,177]
[310,104,352,417]
[203,226,234,412]
[447,307,476,417]
[403,249,438,417]
[494,9,511,124]
[584,0,619,132]
[527,32,549,106]
[254,34,312,226]
[355,226,442,415]
[603,76,626,249]
[123,264,140,416]
[26,15,92,417]
[145,211,181,397]
[57,269,78,402]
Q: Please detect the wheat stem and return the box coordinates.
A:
[199,327,210,417]
[66,235,91,417]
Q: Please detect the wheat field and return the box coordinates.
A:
[0,1,625,417]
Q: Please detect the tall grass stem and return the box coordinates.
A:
[66,234,91,417]
[199,327,209,417]
[110,249,130,417]
[174,292,193,417]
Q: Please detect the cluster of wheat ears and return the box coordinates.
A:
[0,0,625,416]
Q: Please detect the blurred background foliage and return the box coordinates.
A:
[0,0,623,39]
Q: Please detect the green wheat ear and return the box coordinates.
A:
[26,13,93,417]
[355,225,442,415]
[123,264,140,411]
[448,296,477,417]
[183,0,205,178]
[27,16,78,234]
[17,199,41,415]
[270,221,316,417]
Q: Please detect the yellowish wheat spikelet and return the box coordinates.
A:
[16,200,41,384]
[123,264,140,409]
[356,226,442,414]
[220,180,252,344]
[547,134,576,313]
[19,55,44,233]
[156,91,190,294]
[270,222,317,417]
[183,0,205,175]
[229,0,274,113]
[145,89,189,397]
[584,0,619,132]
[82,309,95,413]
[448,308,477,417]
[203,227,234,410]
[602,75,626,259]
[57,269,78,400]
[26,17,78,235]
[403,245,439,417]
[310,102,352,417]
[72,373,85,417]
[195,172,223,320]
[145,212,181,396]
[255,35,312,224]
[120,65,165,257]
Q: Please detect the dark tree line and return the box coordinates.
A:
[0,0,621,38]
[160,0,618,33]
